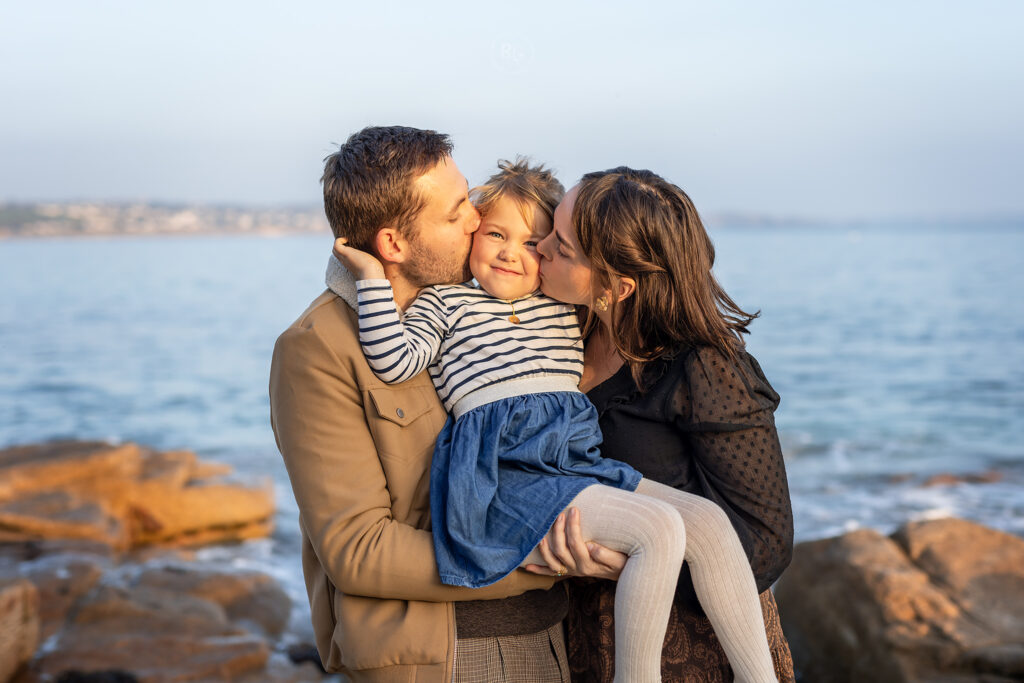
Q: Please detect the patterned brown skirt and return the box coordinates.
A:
[566,580,795,682]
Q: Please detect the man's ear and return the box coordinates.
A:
[374,227,409,265]
[614,276,636,303]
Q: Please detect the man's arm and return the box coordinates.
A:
[270,315,555,602]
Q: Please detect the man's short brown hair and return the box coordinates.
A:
[321,126,454,251]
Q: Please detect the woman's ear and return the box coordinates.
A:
[374,227,408,264]
[614,276,636,303]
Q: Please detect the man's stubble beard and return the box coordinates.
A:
[402,235,473,288]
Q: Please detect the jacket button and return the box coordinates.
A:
[396,408,405,418]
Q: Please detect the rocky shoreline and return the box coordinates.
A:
[776,516,1024,682]
[0,441,337,683]
[3,440,1022,682]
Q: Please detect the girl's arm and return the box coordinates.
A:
[355,281,447,384]
[334,237,448,385]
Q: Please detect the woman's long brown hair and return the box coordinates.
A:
[573,167,758,388]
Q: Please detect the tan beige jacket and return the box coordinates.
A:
[269,278,555,682]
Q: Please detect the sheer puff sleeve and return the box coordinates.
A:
[669,345,794,591]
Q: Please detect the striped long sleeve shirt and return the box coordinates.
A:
[355,279,584,415]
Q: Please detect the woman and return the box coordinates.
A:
[530,167,796,682]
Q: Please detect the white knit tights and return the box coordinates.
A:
[522,478,777,683]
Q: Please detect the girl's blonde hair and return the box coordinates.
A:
[472,157,565,228]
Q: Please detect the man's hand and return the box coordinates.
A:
[523,507,627,581]
[334,237,386,281]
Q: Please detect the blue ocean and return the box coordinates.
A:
[2,224,1022,634]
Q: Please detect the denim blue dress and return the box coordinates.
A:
[430,390,642,588]
[345,276,643,588]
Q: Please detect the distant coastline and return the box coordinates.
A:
[0,202,330,239]
[2,201,1021,239]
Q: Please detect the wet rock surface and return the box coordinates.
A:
[0,579,39,683]
[776,517,1024,682]
[0,441,273,550]
[134,565,292,639]
[0,440,340,683]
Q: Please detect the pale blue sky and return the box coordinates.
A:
[2,0,1022,220]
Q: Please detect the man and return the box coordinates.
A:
[269,126,570,682]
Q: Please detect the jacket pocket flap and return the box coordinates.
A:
[368,386,434,427]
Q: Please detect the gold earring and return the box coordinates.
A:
[594,296,609,312]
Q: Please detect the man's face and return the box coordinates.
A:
[401,156,480,286]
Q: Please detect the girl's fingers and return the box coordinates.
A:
[332,240,350,261]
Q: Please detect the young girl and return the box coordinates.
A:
[333,159,778,683]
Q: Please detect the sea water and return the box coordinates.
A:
[2,224,1022,634]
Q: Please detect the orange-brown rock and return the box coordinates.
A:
[776,517,1024,682]
[126,481,274,548]
[0,579,40,683]
[0,490,128,548]
[134,565,291,638]
[31,584,269,682]
[0,442,334,681]
[0,442,142,502]
[0,557,315,682]
[920,470,1003,487]
[0,552,107,640]
[0,441,274,550]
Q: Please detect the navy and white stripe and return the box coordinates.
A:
[355,279,584,414]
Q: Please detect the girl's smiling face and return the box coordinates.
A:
[469,196,549,300]
[537,185,594,305]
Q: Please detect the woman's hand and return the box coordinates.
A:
[333,237,386,281]
[523,507,627,581]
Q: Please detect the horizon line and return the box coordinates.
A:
[2,198,1023,228]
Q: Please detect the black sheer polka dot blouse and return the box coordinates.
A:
[586,344,794,600]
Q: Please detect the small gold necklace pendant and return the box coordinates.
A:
[507,298,521,324]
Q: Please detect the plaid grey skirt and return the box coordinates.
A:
[455,622,570,683]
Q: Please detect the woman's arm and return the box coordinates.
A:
[674,346,794,590]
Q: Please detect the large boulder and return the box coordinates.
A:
[0,441,273,550]
[776,517,1024,682]
[0,442,142,501]
[0,553,107,639]
[0,557,309,682]
[31,584,269,682]
[0,491,128,548]
[134,565,292,638]
[0,579,39,683]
